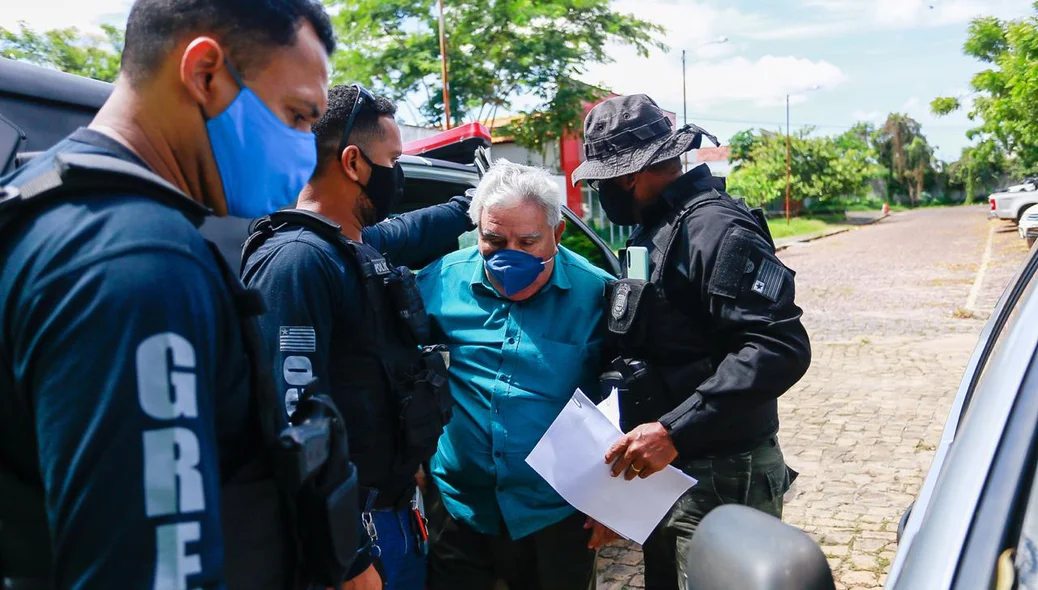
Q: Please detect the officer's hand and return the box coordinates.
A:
[340,564,381,590]
[605,422,679,480]
[585,516,620,550]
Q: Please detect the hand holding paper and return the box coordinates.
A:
[525,390,696,545]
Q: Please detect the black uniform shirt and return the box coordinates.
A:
[628,165,812,455]
[241,199,472,507]
[0,129,257,589]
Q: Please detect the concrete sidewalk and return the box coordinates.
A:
[775,211,888,252]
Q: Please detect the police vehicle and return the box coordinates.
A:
[0,57,620,277]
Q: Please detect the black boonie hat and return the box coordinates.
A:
[571,94,719,185]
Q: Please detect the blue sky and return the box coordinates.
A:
[581,0,1036,160]
[2,0,1033,161]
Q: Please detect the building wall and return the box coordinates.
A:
[399,124,441,144]
[489,142,561,173]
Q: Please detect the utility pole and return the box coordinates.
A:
[437,0,451,129]
[785,93,791,224]
[682,49,687,169]
[681,37,728,171]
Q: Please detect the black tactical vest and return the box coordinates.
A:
[606,184,779,449]
[0,153,359,589]
[242,212,452,508]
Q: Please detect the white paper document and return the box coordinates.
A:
[525,390,697,545]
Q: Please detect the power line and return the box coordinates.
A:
[686,114,974,131]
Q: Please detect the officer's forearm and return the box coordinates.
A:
[658,323,811,454]
[362,195,474,266]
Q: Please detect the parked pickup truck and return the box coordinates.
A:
[989,189,1038,223]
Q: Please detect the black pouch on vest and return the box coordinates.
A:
[606,357,673,433]
[384,268,431,346]
[278,392,359,587]
[606,279,657,347]
[396,345,452,464]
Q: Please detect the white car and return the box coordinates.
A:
[1019,204,1038,247]
[1005,179,1036,192]
[989,189,1038,223]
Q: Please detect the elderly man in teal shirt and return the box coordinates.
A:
[417,160,615,589]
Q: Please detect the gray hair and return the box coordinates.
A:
[469,160,563,228]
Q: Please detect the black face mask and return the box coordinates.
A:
[593,179,638,226]
[357,149,404,225]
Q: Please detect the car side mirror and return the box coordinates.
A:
[686,504,836,590]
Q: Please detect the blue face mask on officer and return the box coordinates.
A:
[483,249,556,297]
[206,59,318,218]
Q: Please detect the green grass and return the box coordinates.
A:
[767,216,845,240]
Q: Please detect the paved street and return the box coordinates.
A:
[596,206,1033,589]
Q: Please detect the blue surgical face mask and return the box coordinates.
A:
[206,59,318,218]
[484,249,555,297]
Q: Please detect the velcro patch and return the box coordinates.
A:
[280,326,316,352]
[751,259,785,302]
[708,227,758,299]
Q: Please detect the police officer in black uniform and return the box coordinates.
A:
[0,2,367,589]
[241,85,468,590]
[572,94,812,590]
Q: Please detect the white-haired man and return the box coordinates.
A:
[417,161,615,589]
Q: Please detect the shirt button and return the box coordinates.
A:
[494,451,502,458]
[494,408,500,414]
[508,337,516,344]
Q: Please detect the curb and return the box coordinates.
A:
[775,213,890,252]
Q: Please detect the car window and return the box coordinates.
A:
[560,220,612,272]
[1014,461,1038,589]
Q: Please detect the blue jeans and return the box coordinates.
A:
[371,508,426,590]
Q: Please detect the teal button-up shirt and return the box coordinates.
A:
[417,245,612,539]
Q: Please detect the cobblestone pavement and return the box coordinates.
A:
[596,206,1033,590]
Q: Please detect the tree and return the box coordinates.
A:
[931,5,1038,173]
[728,129,758,166]
[325,0,663,151]
[1,22,123,82]
[871,114,936,205]
[947,140,1009,200]
[726,128,879,208]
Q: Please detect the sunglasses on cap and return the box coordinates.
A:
[336,84,377,156]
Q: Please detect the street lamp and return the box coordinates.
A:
[682,36,729,168]
[785,85,822,223]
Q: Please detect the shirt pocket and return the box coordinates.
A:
[518,337,588,391]
[506,338,591,452]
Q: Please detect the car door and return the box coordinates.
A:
[890,245,1038,588]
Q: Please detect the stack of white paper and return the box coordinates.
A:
[525,390,696,545]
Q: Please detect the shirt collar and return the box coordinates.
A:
[469,249,572,299]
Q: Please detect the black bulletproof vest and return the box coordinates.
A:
[0,153,293,589]
[242,211,440,508]
[614,188,728,376]
[608,184,779,450]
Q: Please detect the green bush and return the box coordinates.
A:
[561,227,607,269]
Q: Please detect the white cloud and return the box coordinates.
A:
[809,0,1032,32]
[582,48,846,117]
[743,0,1033,40]
[0,0,131,31]
[610,0,769,49]
[851,110,885,122]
